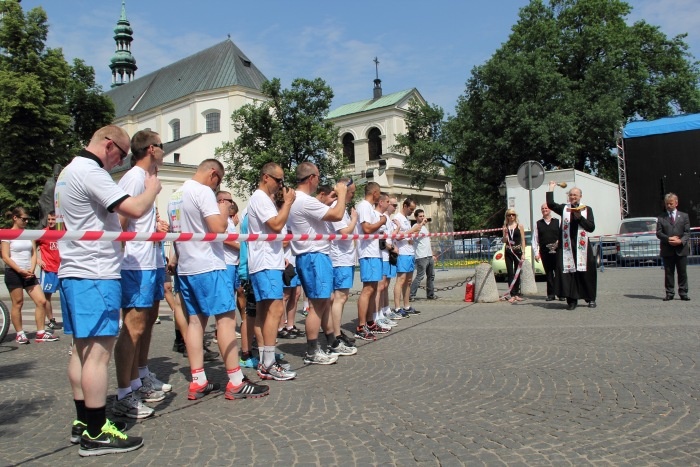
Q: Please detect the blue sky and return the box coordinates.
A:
[20,0,700,116]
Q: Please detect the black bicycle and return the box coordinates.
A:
[0,298,9,343]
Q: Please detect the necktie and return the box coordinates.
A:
[670,212,675,224]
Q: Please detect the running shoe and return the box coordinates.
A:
[376,318,397,328]
[225,377,270,400]
[405,306,421,314]
[35,331,60,342]
[338,330,356,347]
[154,316,161,324]
[15,333,29,345]
[277,328,293,339]
[136,381,166,403]
[396,309,411,318]
[239,356,260,368]
[71,419,127,445]
[78,419,143,457]
[385,310,402,320]
[187,382,221,400]
[303,347,338,365]
[275,355,292,370]
[328,341,358,356]
[142,371,172,393]
[257,362,296,381]
[112,392,154,419]
[288,325,305,337]
[367,322,390,334]
[353,326,375,341]
[47,318,63,330]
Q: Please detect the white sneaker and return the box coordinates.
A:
[142,371,172,393]
[386,310,402,320]
[112,392,154,419]
[136,381,166,403]
[303,347,338,365]
[328,341,358,356]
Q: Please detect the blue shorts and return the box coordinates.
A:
[396,255,415,273]
[333,266,354,290]
[172,273,180,294]
[121,269,160,308]
[226,264,239,298]
[40,270,59,294]
[382,260,397,279]
[359,257,382,283]
[59,278,121,338]
[155,268,165,301]
[296,253,333,299]
[233,265,241,290]
[250,269,284,301]
[178,270,235,317]
[284,267,301,289]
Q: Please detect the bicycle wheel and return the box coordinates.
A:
[0,299,9,343]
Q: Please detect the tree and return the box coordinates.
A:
[0,2,114,224]
[217,77,345,197]
[446,0,700,229]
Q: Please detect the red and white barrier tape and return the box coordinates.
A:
[0,228,502,243]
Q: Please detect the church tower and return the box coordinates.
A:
[109,0,137,87]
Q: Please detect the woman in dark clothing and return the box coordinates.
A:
[546,181,597,310]
[502,209,526,303]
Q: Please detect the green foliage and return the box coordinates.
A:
[448,0,700,229]
[217,77,345,197]
[0,2,114,224]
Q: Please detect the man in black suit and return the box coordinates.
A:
[656,193,691,301]
[533,203,560,301]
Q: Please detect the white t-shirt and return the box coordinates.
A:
[378,212,394,262]
[223,217,240,266]
[394,212,414,255]
[288,191,332,256]
[2,239,32,270]
[119,166,158,271]
[55,154,130,279]
[167,179,225,275]
[414,225,432,259]
[247,189,284,274]
[356,199,380,259]
[330,206,355,267]
[282,224,296,267]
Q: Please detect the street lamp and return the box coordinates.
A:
[498,181,506,197]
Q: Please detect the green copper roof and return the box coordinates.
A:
[327,88,416,119]
[105,39,268,118]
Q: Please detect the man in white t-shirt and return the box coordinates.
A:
[288,163,350,363]
[353,182,387,341]
[410,209,438,301]
[247,162,297,381]
[374,193,399,329]
[113,130,169,421]
[168,159,269,402]
[56,125,160,456]
[393,197,426,316]
[328,177,358,350]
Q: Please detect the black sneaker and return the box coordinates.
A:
[288,325,305,338]
[172,340,185,353]
[71,419,128,444]
[183,345,219,361]
[277,328,292,339]
[338,330,356,347]
[48,318,63,330]
[225,377,270,399]
[187,382,221,400]
[78,420,143,457]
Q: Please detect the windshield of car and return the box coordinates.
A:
[619,221,656,234]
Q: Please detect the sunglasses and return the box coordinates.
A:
[105,137,128,160]
[219,198,233,203]
[19,217,30,222]
[391,204,398,207]
[266,173,285,185]
[143,142,164,151]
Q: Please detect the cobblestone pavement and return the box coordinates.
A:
[1,266,699,466]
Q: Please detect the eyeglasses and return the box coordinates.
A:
[105,137,128,160]
[266,173,285,185]
[144,142,164,151]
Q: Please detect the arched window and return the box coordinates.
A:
[368,127,382,161]
[205,111,220,133]
[170,119,180,141]
[342,133,355,163]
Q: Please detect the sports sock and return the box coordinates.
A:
[138,366,149,379]
[74,399,87,423]
[191,368,207,387]
[117,387,131,400]
[325,332,336,346]
[130,378,142,391]
[85,406,106,438]
[227,367,244,387]
[307,338,318,354]
[262,346,276,368]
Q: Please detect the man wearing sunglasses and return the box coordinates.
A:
[113,130,169,421]
[56,125,161,456]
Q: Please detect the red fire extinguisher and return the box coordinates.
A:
[464,278,474,302]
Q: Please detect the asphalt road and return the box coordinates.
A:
[1,265,699,466]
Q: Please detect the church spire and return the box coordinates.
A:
[373,56,382,99]
[109,0,137,87]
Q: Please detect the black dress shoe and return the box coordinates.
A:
[588,301,597,308]
[566,301,577,311]
[680,296,691,301]
[663,295,674,301]
[546,296,555,302]
[558,297,566,302]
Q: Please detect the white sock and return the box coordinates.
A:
[263,345,276,368]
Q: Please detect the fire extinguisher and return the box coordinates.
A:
[464,277,474,302]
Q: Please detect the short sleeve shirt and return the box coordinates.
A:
[356,199,380,258]
[36,228,60,272]
[288,190,332,256]
[330,205,356,267]
[119,166,158,271]
[2,239,32,270]
[394,212,414,255]
[54,152,130,279]
[223,217,240,266]
[167,179,226,275]
[247,189,284,273]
